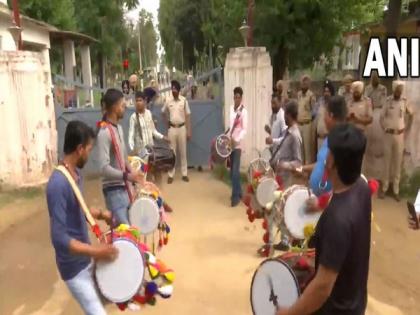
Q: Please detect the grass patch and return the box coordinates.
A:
[0,187,43,208]
[400,168,420,200]
[212,164,248,187]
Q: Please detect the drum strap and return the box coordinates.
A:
[230,104,244,136]
[105,123,134,203]
[135,112,144,141]
[56,165,102,239]
[269,128,290,167]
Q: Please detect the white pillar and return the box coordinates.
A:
[224,47,273,169]
[63,40,75,88]
[81,45,94,106]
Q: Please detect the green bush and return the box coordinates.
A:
[400,168,420,199]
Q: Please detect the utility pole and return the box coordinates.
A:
[11,0,22,50]
[138,20,143,74]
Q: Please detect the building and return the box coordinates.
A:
[0,1,96,188]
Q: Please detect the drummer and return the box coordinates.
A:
[277,124,371,315]
[265,94,287,151]
[128,91,169,183]
[97,89,144,225]
[268,100,303,251]
[46,121,117,315]
[295,96,348,211]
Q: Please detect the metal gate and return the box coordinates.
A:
[55,68,224,176]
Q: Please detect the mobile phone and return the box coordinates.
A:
[407,201,419,229]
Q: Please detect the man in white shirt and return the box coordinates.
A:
[230,87,248,207]
[128,91,168,156]
[265,94,287,151]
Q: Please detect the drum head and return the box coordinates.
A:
[256,178,279,208]
[95,239,144,303]
[129,197,160,235]
[251,259,300,315]
[216,134,232,158]
[284,188,321,239]
[247,158,272,184]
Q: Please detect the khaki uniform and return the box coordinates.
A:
[338,86,353,107]
[364,84,387,178]
[380,96,413,195]
[347,96,373,134]
[297,90,316,164]
[162,95,191,178]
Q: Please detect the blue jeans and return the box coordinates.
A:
[230,149,242,202]
[65,263,107,315]
[103,186,130,225]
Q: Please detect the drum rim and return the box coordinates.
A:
[95,238,145,303]
[250,258,300,314]
[129,197,160,235]
[215,134,232,158]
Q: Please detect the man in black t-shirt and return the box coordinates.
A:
[277,123,371,315]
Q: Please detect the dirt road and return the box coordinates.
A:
[0,171,419,315]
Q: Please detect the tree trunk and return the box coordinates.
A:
[273,43,289,82]
[247,0,255,46]
[383,0,402,88]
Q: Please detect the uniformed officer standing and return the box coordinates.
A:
[338,74,354,106]
[162,80,192,183]
[297,75,316,164]
[276,80,289,106]
[347,81,373,133]
[379,81,413,201]
[364,71,387,178]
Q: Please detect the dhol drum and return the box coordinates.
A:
[248,158,278,208]
[211,134,232,164]
[146,141,176,172]
[250,250,315,315]
[95,228,145,303]
[282,185,321,240]
[129,182,162,235]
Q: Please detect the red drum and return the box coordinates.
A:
[211,134,232,164]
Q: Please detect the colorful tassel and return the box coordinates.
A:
[317,193,331,209]
[243,194,251,207]
[262,219,268,230]
[368,179,379,195]
[263,232,269,244]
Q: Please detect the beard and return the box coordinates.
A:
[76,156,87,169]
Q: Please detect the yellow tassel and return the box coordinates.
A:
[148,265,159,279]
[163,271,175,283]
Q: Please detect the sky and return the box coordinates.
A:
[125,0,162,57]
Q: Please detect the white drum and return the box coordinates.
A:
[256,177,279,208]
[247,158,273,184]
[283,185,321,240]
[95,239,145,303]
[251,259,299,315]
[129,197,160,235]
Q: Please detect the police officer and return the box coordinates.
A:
[347,81,373,134]
[162,80,192,184]
[364,71,387,179]
[338,74,354,106]
[379,81,413,201]
[314,80,335,150]
[297,75,316,164]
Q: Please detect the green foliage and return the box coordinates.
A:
[159,0,387,77]
[400,168,420,199]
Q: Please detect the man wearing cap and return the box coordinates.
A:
[379,81,413,201]
[338,74,354,106]
[162,80,192,183]
[314,80,335,150]
[297,75,316,164]
[364,71,388,178]
[347,81,373,174]
[347,81,373,133]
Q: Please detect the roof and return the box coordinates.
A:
[50,30,99,44]
[0,3,98,44]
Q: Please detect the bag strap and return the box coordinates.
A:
[105,123,134,203]
[56,165,102,238]
[269,128,290,167]
[230,104,244,136]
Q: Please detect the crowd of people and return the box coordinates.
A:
[44,68,419,315]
